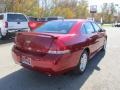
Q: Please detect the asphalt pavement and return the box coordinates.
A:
[0,27,120,90]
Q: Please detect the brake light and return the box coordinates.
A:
[48,39,71,54]
[5,21,8,28]
[30,22,37,27]
[48,50,70,54]
[28,22,37,30]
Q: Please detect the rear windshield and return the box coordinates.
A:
[0,15,3,20]
[7,14,27,22]
[34,21,76,34]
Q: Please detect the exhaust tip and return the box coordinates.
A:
[48,74,52,77]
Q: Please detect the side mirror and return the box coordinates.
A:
[99,29,106,32]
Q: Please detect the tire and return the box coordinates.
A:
[74,50,88,74]
[102,39,107,51]
[0,31,2,39]
[0,32,6,40]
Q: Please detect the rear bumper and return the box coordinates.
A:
[0,28,30,36]
[6,29,30,37]
[12,46,81,75]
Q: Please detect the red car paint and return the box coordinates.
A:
[12,19,107,75]
[28,21,46,31]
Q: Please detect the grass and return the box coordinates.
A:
[102,24,112,27]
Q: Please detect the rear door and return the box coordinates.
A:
[7,14,29,30]
[84,22,99,53]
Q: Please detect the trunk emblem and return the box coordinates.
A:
[26,40,31,44]
[28,47,32,50]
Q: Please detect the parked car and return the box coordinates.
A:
[40,16,64,21]
[28,16,64,31]
[28,16,38,21]
[28,16,45,31]
[0,12,30,39]
[112,22,120,27]
[12,19,107,75]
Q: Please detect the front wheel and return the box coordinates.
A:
[0,31,3,39]
[0,33,6,40]
[74,50,88,74]
[102,39,107,51]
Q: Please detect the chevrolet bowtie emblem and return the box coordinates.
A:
[28,47,32,50]
[26,40,31,44]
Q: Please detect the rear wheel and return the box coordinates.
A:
[0,32,6,40]
[74,50,88,74]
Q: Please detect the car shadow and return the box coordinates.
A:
[0,38,14,45]
[0,50,105,90]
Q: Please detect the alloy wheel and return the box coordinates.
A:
[0,32,2,39]
[79,52,88,72]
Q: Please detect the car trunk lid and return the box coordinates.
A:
[15,32,57,53]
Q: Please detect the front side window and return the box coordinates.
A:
[81,25,87,34]
[84,22,95,34]
[92,22,101,32]
[34,21,76,34]
[7,14,27,22]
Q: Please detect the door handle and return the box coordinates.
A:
[88,37,92,40]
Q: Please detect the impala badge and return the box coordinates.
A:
[28,47,32,50]
[26,40,31,44]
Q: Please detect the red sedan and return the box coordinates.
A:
[12,19,107,75]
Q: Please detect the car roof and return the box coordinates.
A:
[52,19,93,23]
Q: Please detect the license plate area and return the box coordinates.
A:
[21,56,32,66]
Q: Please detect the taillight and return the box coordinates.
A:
[14,35,17,44]
[48,39,70,54]
[5,21,8,28]
[30,22,37,27]
[28,22,37,30]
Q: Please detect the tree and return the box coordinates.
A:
[75,0,89,18]
[49,0,89,18]
[1,0,41,17]
[0,0,89,18]
[101,3,116,23]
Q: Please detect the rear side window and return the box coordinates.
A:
[84,22,95,34]
[81,25,87,34]
[0,15,3,20]
[92,22,101,32]
[7,14,27,22]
